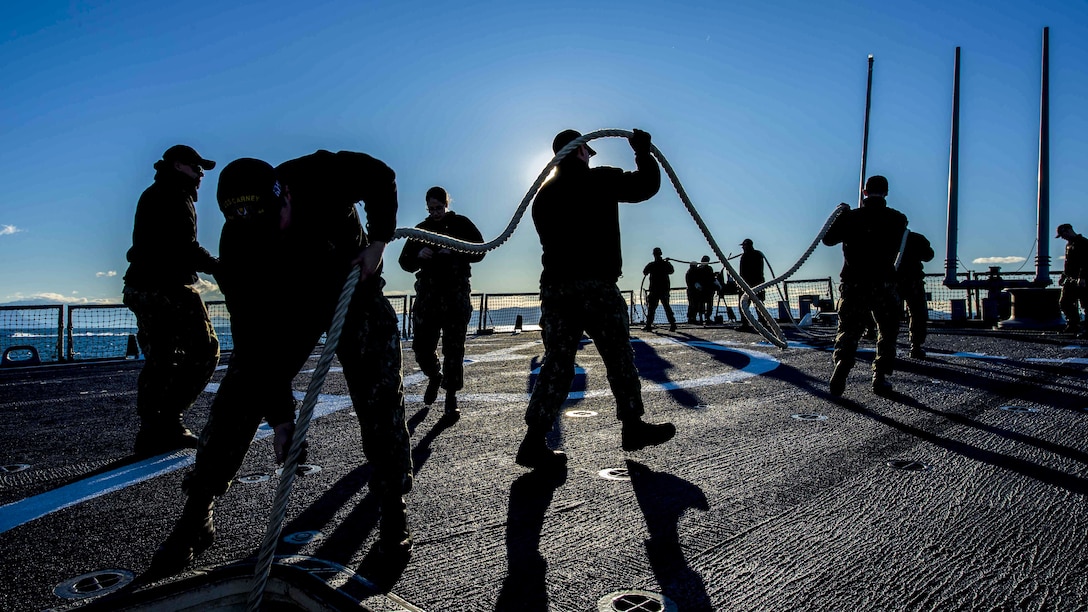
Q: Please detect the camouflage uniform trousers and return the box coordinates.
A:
[183,285,412,501]
[899,278,928,348]
[411,278,472,391]
[122,284,219,428]
[644,289,676,325]
[526,280,644,429]
[1059,278,1088,326]
[833,280,901,375]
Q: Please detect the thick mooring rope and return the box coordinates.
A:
[739,202,850,340]
[248,133,850,606]
[394,128,833,348]
[247,266,360,612]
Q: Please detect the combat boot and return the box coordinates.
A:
[669,322,677,332]
[642,324,653,332]
[515,428,567,470]
[377,496,413,561]
[872,372,893,395]
[146,494,215,579]
[909,345,927,359]
[423,374,443,406]
[829,361,850,397]
[133,418,198,457]
[442,392,460,422]
[620,417,676,451]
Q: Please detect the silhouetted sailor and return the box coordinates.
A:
[737,238,768,329]
[147,152,413,578]
[122,144,220,457]
[516,128,675,470]
[1056,223,1088,337]
[897,230,934,358]
[642,247,676,332]
[399,186,484,421]
[822,175,908,396]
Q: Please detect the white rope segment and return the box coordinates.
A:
[247,266,360,612]
[394,129,802,348]
[739,202,850,340]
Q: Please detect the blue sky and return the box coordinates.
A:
[1,0,1085,304]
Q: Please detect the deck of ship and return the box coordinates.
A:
[2,324,1087,611]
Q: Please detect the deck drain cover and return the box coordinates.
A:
[276,464,322,477]
[0,463,31,474]
[999,405,1038,414]
[54,569,134,600]
[566,410,599,418]
[887,459,931,471]
[597,589,677,612]
[599,467,630,481]
[791,413,828,421]
[238,473,270,484]
[283,530,324,545]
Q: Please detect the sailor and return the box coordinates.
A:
[122,144,220,457]
[515,128,676,469]
[147,152,413,576]
[897,230,935,358]
[685,262,702,324]
[642,247,677,332]
[692,255,717,325]
[737,238,768,329]
[398,186,485,421]
[1056,223,1088,336]
[822,175,908,396]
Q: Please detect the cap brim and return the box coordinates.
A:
[198,159,216,171]
[585,144,596,156]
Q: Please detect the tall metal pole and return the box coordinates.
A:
[859,54,874,206]
[944,47,961,286]
[1035,26,1051,285]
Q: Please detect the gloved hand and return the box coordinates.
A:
[273,421,309,466]
[629,128,652,155]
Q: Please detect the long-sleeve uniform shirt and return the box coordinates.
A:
[822,196,909,285]
[124,169,218,288]
[642,258,675,295]
[398,211,485,289]
[532,151,661,285]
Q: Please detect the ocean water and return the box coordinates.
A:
[0,326,236,363]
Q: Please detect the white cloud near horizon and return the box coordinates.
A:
[193,277,222,300]
[1,224,23,235]
[972,256,1026,265]
[8,292,116,305]
[95,270,117,278]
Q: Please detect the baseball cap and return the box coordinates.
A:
[552,129,596,156]
[1056,223,1073,238]
[700,255,710,262]
[741,238,753,246]
[216,158,283,222]
[163,144,216,170]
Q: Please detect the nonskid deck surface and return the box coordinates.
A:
[1,326,1087,611]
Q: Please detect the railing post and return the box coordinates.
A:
[66,306,74,362]
[56,306,65,363]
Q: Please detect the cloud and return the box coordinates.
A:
[972,256,1026,265]
[193,277,223,300]
[95,270,118,278]
[0,224,23,236]
[3,292,117,305]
